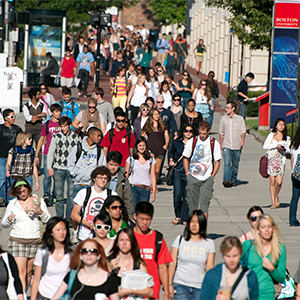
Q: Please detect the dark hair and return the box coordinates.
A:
[28,87,40,99]
[93,87,104,98]
[187,98,195,105]
[3,109,14,119]
[132,136,151,160]
[109,228,145,266]
[113,106,124,117]
[291,127,300,150]
[39,82,51,93]
[117,49,123,55]
[116,66,126,77]
[172,93,181,101]
[178,124,197,139]
[62,87,71,96]
[183,210,208,241]
[46,52,52,57]
[146,96,155,104]
[142,108,165,134]
[50,103,63,113]
[147,67,157,82]
[42,217,72,253]
[227,101,236,110]
[135,202,154,218]
[91,166,111,182]
[59,116,72,126]
[88,126,101,137]
[83,44,89,49]
[93,213,112,226]
[115,110,126,119]
[159,80,171,95]
[245,72,255,79]
[272,118,287,141]
[199,121,210,131]
[207,71,216,88]
[100,195,129,222]
[155,62,162,68]
[182,70,193,87]
[246,206,264,219]
[9,177,32,197]
[107,151,123,165]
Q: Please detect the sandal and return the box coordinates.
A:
[172,218,180,225]
[275,202,280,208]
[270,205,276,209]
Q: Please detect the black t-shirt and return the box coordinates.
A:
[237,79,248,101]
[120,35,127,49]
[0,124,22,158]
[63,272,119,299]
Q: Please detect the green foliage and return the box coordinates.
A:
[287,123,298,139]
[246,101,258,117]
[147,0,187,27]
[205,0,273,50]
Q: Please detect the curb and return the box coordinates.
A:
[246,125,266,144]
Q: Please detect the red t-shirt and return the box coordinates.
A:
[40,120,61,155]
[101,128,136,167]
[61,57,76,78]
[134,230,172,300]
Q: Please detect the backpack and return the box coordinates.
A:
[59,100,75,120]
[191,136,215,170]
[40,247,50,277]
[292,154,300,180]
[108,127,131,154]
[45,120,50,134]
[75,142,102,165]
[154,230,163,262]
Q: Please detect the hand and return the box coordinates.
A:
[5,170,10,177]
[118,287,131,297]
[179,88,184,91]
[174,132,178,140]
[110,258,120,270]
[240,140,244,148]
[162,45,164,49]
[151,192,156,203]
[79,122,84,129]
[169,285,174,300]
[245,96,250,101]
[35,182,40,191]
[88,221,94,230]
[210,105,214,111]
[32,203,43,216]
[169,161,175,167]
[262,256,275,271]
[35,157,39,165]
[7,213,16,222]
[163,144,168,150]
[162,292,169,300]
[216,291,227,300]
[48,168,54,177]
[185,172,190,176]
[220,144,223,151]
[126,102,130,109]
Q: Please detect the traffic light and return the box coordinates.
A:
[17,12,31,24]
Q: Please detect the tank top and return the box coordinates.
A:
[167,53,176,66]
[105,45,111,57]
[130,85,147,107]
[195,89,208,104]
[162,91,172,109]
[178,80,192,99]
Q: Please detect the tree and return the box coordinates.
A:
[205,0,273,50]
[147,0,187,27]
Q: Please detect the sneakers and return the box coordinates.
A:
[197,71,200,75]
[43,195,51,207]
[71,229,79,244]
[222,180,231,188]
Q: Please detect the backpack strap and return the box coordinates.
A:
[175,235,183,270]
[71,101,75,120]
[75,143,83,165]
[149,156,153,174]
[231,267,248,296]
[59,100,64,110]
[41,247,49,277]
[107,188,112,198]
[78,187,92,234]
[30,147,35,163]
[154,230,163,262]
[125,127,131,154]
[191,136,197,156]
[45,120,50,134]
[210,137,215,171]
[96,145,101,164]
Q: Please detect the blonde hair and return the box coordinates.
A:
[253,214,284,264]
[15,132,32,147]
[137,74,146,85]
[88,98,97,106]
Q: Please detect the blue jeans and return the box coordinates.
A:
[131,185,150,213]
[73,184,89,200]
[43,155,55,199]
[181,97,190,111]
[176,54,185,73]
[173,283,201,300]
[173,170,189,223]
[54,169,74,220]
[0,158,13,203]
[166,65,175,79]
[223,148,241,184]
[290,175,300,226]
[239,103,247,119]
[103,56,111,73]
[207,97,216,129]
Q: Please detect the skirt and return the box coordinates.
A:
[8,240,39,259]
[195,103,210,119]
[267,149,285,177]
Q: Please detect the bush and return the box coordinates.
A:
[246,101,259,117]
[286,122,298,138]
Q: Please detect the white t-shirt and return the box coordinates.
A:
[74,187,117,241]
[146,80,159,99]
[291,147,300,172]
[183,136,222,181]
[162,91,172,109]
[76,110,105,130]
[34,248,70,299]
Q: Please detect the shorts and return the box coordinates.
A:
[8,240,40,259]
[61,77,73,87]
[196,55,203,62]
[155,154,164,160]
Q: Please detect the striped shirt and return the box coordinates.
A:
[114,77,127,97]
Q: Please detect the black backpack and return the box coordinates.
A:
[154,230,163,262]
[75,143,102,165]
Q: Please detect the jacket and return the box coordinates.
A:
[174,39,188,56]
[45,57,59,74]
[133,116,143,138]
[159,108,178,133]
[105,168,133,217]
[200,263,259,300]
[67,136,106,185]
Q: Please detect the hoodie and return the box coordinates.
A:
[67,136,106,185]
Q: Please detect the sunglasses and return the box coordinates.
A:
[89,106,96,109]
[142,108,149,111]
[95,224,111,231]
[6,115,16,119]
[157,70,163,72]
[184,129,193,133]
[156,101,164,104]
[250,216,258,222]
[183,74,188,76]
[201,83,207,86]
[110,205,123,210]
[80,248,99,256]
[116,119,125,123]
[174,98,181,101]
[40,87,46,90]
[137,68,142,71]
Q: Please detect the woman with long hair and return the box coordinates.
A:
[110,29,121,59]
[101,37,114,75]
[140,43,153,75]
[169,125,196,225]
[100,195,134,239]
[146,67,159,99]
[52,239,119,300]
[159,80,173,109]
[109,228,153,299]
[1,177,51,290]
[31,217,72,300]
[164,44,177,79]
[133,103,149,138]
[142,108,169,183]
[194,39,206,74]
[200,236,258,300]
[165,74,177,95]
[125,137,157,210]
[180,99,203,132]
[169,210,215,299]
[156,66,165,83]
[241,214,286,300]
[289,126,300,226]
[192,79,213,121]
[111,66,129,111]
[123,44,134,63]
[206,71,219,128]
[263,118,290,208]
[6,132,39,191]
[127,73,148,124]
[239,206,264,243]
[39,83,55,122]
[133,38,143,65]
[170,93,184,131]
[175,70,194,110]
[93,213,114,256]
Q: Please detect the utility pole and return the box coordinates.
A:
[228,28,233,92]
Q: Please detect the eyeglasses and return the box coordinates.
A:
[6,115,16,119]
[157,70,162,72]
[250,216,258,222]
[95,175,108,180]
[142,108,149,111]
[201,83,207,86]
[110,205,123,210]
[89,106,96,109]
[184,129,193,133]
[156,101,164,104]
[95,224,111,231]
[80,248,99,256]
[116,119,125,123]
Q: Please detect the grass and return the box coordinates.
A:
[245,118,269,138]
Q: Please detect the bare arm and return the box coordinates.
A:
[211,160,220,178]
[150,163,156,203]
[168,246,179,300]
[30,265,42,300]
[103,147,108,159]
[35,136,46,165]
[127,85,135,108]
[183,157,190,176]
[238,91,249,101]
[125,162,130,178]
[33,162,40,191]
[205,252,215,272]
[51,281,68,300]
[72,119,81,130]
[240,132,246,148]
[219,134,224,150]
[158,264,169,300]
[5,153,13,177]
[163,130,169,150]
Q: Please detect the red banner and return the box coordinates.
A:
[275,2,300,28]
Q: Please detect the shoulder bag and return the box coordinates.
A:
[166,155,183,186]
[57,269,78,300]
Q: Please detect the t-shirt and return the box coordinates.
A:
[0,124,22,158]
[60,100,80,122]
[74,187,117,241]
[63,272,119,299]
[291,147,300,172]
[61,57,76,78]
[182,136,222,181]
[34,248,70,299]
[126,157,156,186]
[134,230,172,300]
[237,79,248,102]
[40,120,61,155]
[76,52,95,72]
[101,128,136,167]
[172,235,215,289]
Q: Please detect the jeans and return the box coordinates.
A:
[166,65,175,79]
[43,155,55,199]
[173,170,189,223]
[78,69,89,93]
[173,283,201,300]
[26,128,42,170]
[223,148,241,184]
[181,97,190,111]
[176,54,185,73]
[103,56,111,73]
[207,98,216,129]
[54,169,74,220]
[290,175,300,226]
[0,158,13,203]
[131,185,150,213]
[239,103,247,119]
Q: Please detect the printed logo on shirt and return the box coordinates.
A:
[140,248,154,260]
[49,126,61,135]
[162,115,169,122]
[182,245,206,255]
[85,197,105,223]
[79,153,97,166]
[189,144,208,176]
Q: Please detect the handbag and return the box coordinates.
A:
[163,54,168,67]
[58,269,77,300]
[259,154,269,178]
[275,269,296,299]
[166,156,183,186]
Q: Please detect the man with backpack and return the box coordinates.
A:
[35,103,62,206]
[71,166,117,242]
[59,87,80,123]
[156,33,169,66]
[183,121,221,219]
[134,202,172,300]
[101,110,135,168]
